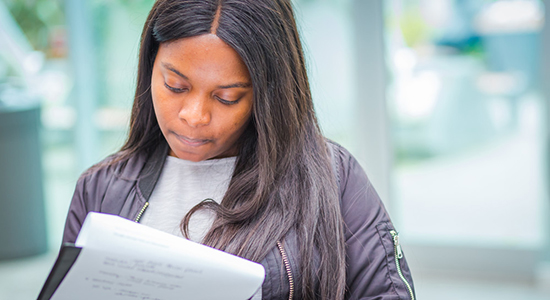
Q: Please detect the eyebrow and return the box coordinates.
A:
[218,82,252,89]
[162,62,252,89]
[163,63,189,80]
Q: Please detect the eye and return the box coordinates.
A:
[164,82,188,93]
[215,95,240,105]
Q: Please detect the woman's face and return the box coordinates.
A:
[151,34,253,162]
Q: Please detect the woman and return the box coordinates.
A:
[62,0,415,299]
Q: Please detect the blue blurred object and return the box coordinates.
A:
[476,0,544,90]
[435,0,485,52]
[482,32,541,89]
[0,90,48,260]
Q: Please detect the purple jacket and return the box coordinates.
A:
[63,141,415,300]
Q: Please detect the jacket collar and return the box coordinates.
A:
[137,141,169,201]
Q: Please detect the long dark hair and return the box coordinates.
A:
[119,1,345,299]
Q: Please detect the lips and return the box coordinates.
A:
[173,132,211,147]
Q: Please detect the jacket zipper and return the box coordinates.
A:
[276,241,294,300]
[134,202,149,222]
[389,230,414,300]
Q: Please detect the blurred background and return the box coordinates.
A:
[0,0,549,299]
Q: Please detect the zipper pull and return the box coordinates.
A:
[390,230,404,259]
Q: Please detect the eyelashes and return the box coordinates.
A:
[164,82,240,105]
[214,95,240,105]
[164,82,187,93]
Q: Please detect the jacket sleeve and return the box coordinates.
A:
[62,174,90,244]
[337,147,415,300]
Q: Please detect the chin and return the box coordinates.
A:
[170,150,207,162]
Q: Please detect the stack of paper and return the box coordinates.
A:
[40,212,265,300]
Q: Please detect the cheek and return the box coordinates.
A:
[232,107,253,132]
[151,72,172,118]
[150,93,162,121]
[151,87,175,121]
[216,109,249,137]
[232,104,252,125]
[151,95,173,133]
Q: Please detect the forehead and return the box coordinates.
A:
[156,34,251,82]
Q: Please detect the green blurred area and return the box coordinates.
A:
[5,0,153,58]
[5,0,64,54]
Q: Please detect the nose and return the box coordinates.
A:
[178,93,211,127]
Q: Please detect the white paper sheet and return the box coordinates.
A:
[51,212,264,300]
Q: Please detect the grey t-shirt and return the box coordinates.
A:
[140,155,236,241]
